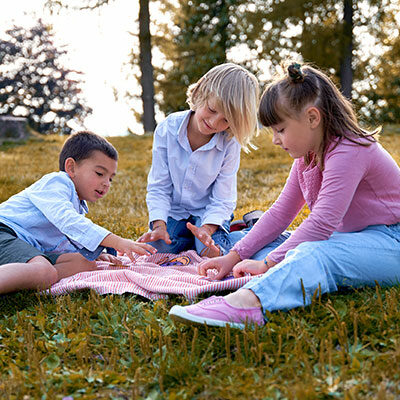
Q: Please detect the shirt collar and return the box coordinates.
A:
[80,200,89,214]
[178,110,226,152]
[64,171,89,214]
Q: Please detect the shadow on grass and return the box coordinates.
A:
[0,289,93,316]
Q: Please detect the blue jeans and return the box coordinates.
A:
[230,224,400,315]
[149,216,233,256]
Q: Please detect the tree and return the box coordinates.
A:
[239,0,395,100]
[340,0,353,99]
[46,0,157,134]
[359,6,400,123]
[138,0,156,132]
[0,20,90,134]
[155,0,249,114]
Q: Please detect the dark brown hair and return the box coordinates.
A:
[59,131,118,171]
[259,62,379,166]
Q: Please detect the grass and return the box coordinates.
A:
[0,128,400,399]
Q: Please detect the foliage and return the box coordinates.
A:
[155,0,400,124]
[155,0,251,115]
[0,128,400,398]
[359,11,400,123]
[235,0,398,90]
[0,19,91,135]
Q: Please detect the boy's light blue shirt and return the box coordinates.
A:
[146,110,241,228]
[0,171,110,258]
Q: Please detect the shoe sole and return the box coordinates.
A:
[169,305,246,330]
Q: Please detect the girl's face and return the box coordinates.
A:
[270,107,323,159]
[192,97,229,136]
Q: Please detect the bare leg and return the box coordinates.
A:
[54,253,98,280]
[0,253,98,294]
[224,289,262,308]
[0,256,58,294]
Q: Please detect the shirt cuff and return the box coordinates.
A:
[148,210,169,226]
[76,226,110,252]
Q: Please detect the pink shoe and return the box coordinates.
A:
[169,296,265,329]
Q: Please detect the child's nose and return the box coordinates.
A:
[272,132,281,145]
[210,114,220,125]
[213,114,227,128]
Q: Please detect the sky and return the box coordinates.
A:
[0,0,144,136]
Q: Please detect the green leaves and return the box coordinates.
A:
[43,353,61,370]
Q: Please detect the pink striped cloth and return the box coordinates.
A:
[46,251,254,301]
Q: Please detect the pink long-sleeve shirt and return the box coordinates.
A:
[232,138,400,263]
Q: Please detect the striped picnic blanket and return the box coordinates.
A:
[47,251,254,300]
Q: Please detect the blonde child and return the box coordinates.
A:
[139,63,259,257]
[0,131,156,294]
[169,62,400,329]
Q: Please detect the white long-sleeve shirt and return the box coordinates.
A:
[146,110,241,227]
[0,171,110,258]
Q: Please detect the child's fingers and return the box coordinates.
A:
[233,269,244,278]
[191,225,212,246]
[213,269,228,281]
[138,232,151,242]
[98,254,119,264]
[208,241,218,252]
[123,251,136,262]
[200,235,212,247]
[149,231,162,241]
[162,232,172,244]
[128,248,148,258]
[131,245,157,256]
[198,260,214,275]
[139,243,157,254]
[232,265,245,278]
[186,222,196,233]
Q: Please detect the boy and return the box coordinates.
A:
[0,131,156,294]
[139,63,259,257]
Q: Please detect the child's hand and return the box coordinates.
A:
[138,227,171,244]
[198,251,241,280]
[232,259,269,278]
[186,222,220,256]
[138,222,172,244]
[116,238,157,261]
[97,253,120,264]
[101,234,157,262]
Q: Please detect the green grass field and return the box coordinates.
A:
[0,128,400,399]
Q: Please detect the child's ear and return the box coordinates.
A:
[64,157,76,178]
[306,107,321,128]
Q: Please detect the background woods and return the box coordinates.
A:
[0,19,90,135]
[1,0,400,134]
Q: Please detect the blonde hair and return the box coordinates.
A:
[259,62,379,167]
[187,63,259,151]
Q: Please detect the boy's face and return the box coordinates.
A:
[66,150,117,202]
[192,96,229,136]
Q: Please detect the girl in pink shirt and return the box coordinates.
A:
[169,62,400,329]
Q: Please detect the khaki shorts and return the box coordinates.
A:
[0,223,60,265]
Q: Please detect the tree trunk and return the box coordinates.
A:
[340,0,353,99]
[139,0,156,133]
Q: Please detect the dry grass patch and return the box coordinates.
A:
[0,128,399,399]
